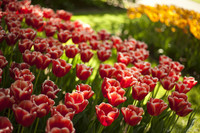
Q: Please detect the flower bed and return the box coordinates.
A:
[0,0,198,133]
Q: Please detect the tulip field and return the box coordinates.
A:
[0,0,199,133]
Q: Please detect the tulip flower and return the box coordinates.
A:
[51,104,75,120]
[46,115,75,133]
[76,64,93,80]
[18,39,33,53]
[99,64,115,79]
[64,91,89,114]
[65,44,80,58]
[76,84,94,99]
[0,55,8,69]
[147,98,168,116]
[41,80,61,99]
[168,91,193,116]
[183,76,197,89]
[0,117,13,133]
[31,94,55,118]
[80,49,94,63]
[132,82,150,101]
[13,100,37,127]
[95,102,119,126]
[52,59,72,77]
[10,80,33,102]
[121,105,144,126]
[0,88,15,111]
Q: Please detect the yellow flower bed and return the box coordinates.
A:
[127,4,200,39]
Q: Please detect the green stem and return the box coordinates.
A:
[21,126,24,133]
[153,83,160,98]
[34,118,39,133]
[34,69,41,94]
[17,125,21,133]
[97,124,104,133]
[127,124,132,133]
[7,108,11,118]
[170,115,179,132]
[144,116,153,133]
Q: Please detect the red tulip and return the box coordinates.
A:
[20,28,36,40]
[151,66,168,80]
[46,115,75,133]
[34,37,49,53]
[35,53,52,69]
[31,94,55,118]
[99,64,115,79]
[57,30,71,43]
[170,61,184,72]
[56,10,72,21]
[46,37,62,48]
[22,50,40,66]
[0,117,13,133]
[134,61,151,75]
[13,100,37,127]
[117,52,131,66]
[101,78,121,98]
[64,91,89,114]
[0,55,8,69]
[136,41,148,49]
[9,62,30,79]
[175,81,191,94]
[0,29,6,43]
[176,103,193,117]
[76,84,94,100]
[132,82,150,101]
[13,68,35,82]
[121,105,144,126]
[10,80,33,102]
[80,49,94,63]
[43,8,55,18]
[0,88,15,111]
[139,75,158,92]
[160,76,176,91]
[114,62,127,70]
[168,91,192,114]
[78,42,91,50]
[44,25,57,37]
[18,39,33,53]
[47,46,63,59]
[97,29,110,41]
[5,32,18,46]
[51,104,75,120]
[41,80,61,99]
[97,48,112,62]
[95,102,119,126]
[0,68,2,83]
[183,76,197,89]
[90,40,100,50]
[110,36,122,47]
[147,98,168,116]
[65,45,80,58]
[76,64,93,80]
[107,91,127,107]
[52,59,72,77]
[159,55,172,65]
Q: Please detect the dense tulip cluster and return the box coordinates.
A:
[0,0,198,133]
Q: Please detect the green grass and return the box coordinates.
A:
[71,9,127,35]
[191,0,200,4]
